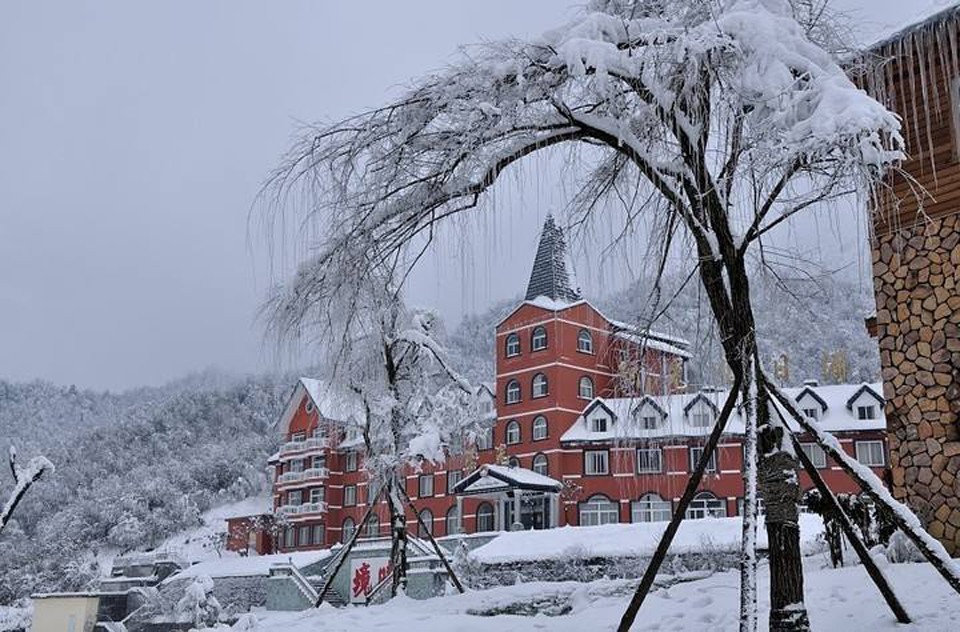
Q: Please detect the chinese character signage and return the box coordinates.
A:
[350,557,391,603]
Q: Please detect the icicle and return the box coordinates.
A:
[915,28,938,187]
[906,32,924,176]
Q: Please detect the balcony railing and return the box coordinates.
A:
[278,471,305,484]
[298,502,327,514]
[278,505,300,516]
[302,467,329,480]
[280,436,330,455]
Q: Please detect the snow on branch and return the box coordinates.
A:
[1,445,54,534]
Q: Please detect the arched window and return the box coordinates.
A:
[507,456,520,468]
[532,373,548,398]
[532,453,549,476]
[505,419,521,444]
[505,333,521,357]
[531,326,547,351]
[578,376,595,399]
[577,329,593,353]
[418,509,433,537]
[632,493,672,523]
[685,491,727,520]
[364,514,380,537]
[532,415,548,441]
[445,506,460,535]
[476,425,494,451]
[476,502,495,532]
[341,517,355,543]
[579,494,619,526]
[505,380,521,404]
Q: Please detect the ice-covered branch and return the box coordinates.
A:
[1,446,54,534]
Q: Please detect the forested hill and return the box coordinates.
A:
[446,272,880,386]
[0,371,290,604]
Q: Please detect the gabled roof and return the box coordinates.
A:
[452,464,562,496]
[683,392,719,415]
[275,377,362,436]
[525,215,581,303]
[795,387,829,412]
[846,384,884,411]
[582,398,618,422]
[631,395,668,419]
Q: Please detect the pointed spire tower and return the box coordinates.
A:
[525,215,582,303]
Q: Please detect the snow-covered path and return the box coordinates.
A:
[244,559,960,631]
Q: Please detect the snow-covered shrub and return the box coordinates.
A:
[884,530,925,564]
[176,575,222,629]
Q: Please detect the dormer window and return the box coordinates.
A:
[857,405,877,420]
[590,416,609,432]
[531,326,548,351]
[532,373,549,398]
[802,408,819,420]
[577,329,593,353]
[505,333,521,357]
[640,415,659,430]
[690,411,712,427]
[505,379,521,404]
[305,400,315,414]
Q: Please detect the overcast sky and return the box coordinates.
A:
[0,0,946,391]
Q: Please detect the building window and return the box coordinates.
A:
[532,415,548,440]
[505,333,521,357]
[584,450,609,475]
[418,474,434,498]
[507,456,521,468]
[310,488,325,503]
[802,407,819,420]
[690,410,713,427]
[685,492,726,519]
[344,485,357,507]
[418,509,433,537]
[579,376,594,399]
[476,503,495,532]
[577,329,593,353]
[289,459,305,473]
[531,326,547,351]
[506,380,521,404]
[446,506,460,535]
[505,419,521,444]
[632,493,672,523]
[532,453,549,476]
[365,514,380,537]
[689,446,717,473]
[856,440,886,467]
[800,443,827,469]
[532,373,549,398]
[637,447,663,473]
[305,399,315,414]
[447,470,463,494]
[312,524,325,546]
[590,415,609,432]
[291,431,306,442]
[288,489,303,506]
[345,451,358,472]
[477,426,494,451]
[342,518,355,543]
[311,455,326,469]
[857,405,878,420]
[284,527,295,548]
[299,525,311,548]
[579,494,619,526]
[639,414,659,430]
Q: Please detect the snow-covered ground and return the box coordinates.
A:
[154,495,272,565]
[471,514,825,564]
[236,559,960,631]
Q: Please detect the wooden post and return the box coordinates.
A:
[399,484,466,594]
[618,378,741,631]
[315,486,384,607]
[770,405,911,624]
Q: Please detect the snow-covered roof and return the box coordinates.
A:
[524,215,581,303]
[860,1,960,52]
[612,330,692,359]
[276,377,363,437]
[164,550,331,583]
[560,382,886,443]
[453,464,562,496]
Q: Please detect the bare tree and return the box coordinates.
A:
[1,446,54,534]
[260,1,944,629]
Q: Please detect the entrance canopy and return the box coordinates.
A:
[453,464,562,497]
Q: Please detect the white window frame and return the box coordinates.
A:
[312,524,324,545]
[344,451,358,472]
[507,456,521,468]
[802,407,820,420]
[310,487,325,503]
[577,329,593,353]
[418,509,433,536]
[532,453,549,476]
[505,420,521,444]
[289,458,305,473]
[800,443,827,469]
[446,506,460,535]
[584,450,609,475]
[532,415,548,440]
[476,503,495,532]
[532,373,548,398]
[418,474,434,498]
[636,447,663,474]
[447,469,463,494]
[689,446,717,473]
[341,518,355,543]
[288,489,302,505]
[685,492,726,519]
[579,376,594,400]
[343,485,357,507]
[856,440,886,467]
[505,333,521,357]
[477,426,494,450]
[689,410,713,427]
[590,416,609,433]
[531,326,547,351]
[506,380,521,404]
[639,414,659,430]
[857,405,878,420]
[632,493,672,523]
[579,494,619,526]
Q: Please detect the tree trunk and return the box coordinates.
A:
[387,479,408,596]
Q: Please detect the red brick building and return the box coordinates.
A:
[228,217,890,554]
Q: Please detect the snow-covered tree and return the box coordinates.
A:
[261,1,919,629]
[176,574,222,629]
[266,244,475,596]
[1,446,53,535]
